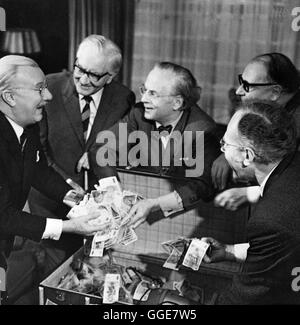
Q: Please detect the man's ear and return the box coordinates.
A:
[270,85,282,101]
[1,90,16,107]
[105,74,115,85]
[243,148,255,167]
[172,96,184,111]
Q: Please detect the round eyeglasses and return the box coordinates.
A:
[139,84,179,99]
[220,138,245,152]
[10,83,49,97]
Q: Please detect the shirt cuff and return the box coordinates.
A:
[233,243,250,262]
[246,186,260,203]
[158,191,184,217]
[42,218,63,240]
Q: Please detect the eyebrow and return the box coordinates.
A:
[76,61,102,75]
[35,80,47,87]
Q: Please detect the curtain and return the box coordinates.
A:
[68,0,135,86]
[132,0,300,124]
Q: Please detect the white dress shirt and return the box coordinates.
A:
[154,112,185,216]
[155,111,183,148]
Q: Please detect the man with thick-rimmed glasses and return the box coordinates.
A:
[211,52,300,211]
[28,34,135,279]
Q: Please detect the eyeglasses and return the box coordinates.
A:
[139,84,179,99]
[73,61,111,84]
[10,83,49,97]
[238,74,277,93]
[220,138,245,152]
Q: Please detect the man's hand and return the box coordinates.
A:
[62,212,103,236]
[214,187,248,211]
[211,153,231,190]
[201,237,235,263]
[77,152,90,173]
[127,198,159,229]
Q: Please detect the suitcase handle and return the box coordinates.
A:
[55,290,66,302]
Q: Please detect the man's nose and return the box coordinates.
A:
[79,73,90,84]
[43,88,53,101]
[141,91,150,103]
[236,84,245,96]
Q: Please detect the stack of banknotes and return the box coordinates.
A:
[67,176,143,256]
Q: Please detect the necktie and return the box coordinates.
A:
[20,129,28,152]
[82,96,92,141]
[157,124,173,134]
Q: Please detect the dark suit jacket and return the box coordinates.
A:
[0,113,70,267]
[39,71,135,188]
[28,71,135,255]
[91,103,220,208]
[217,152,300,304]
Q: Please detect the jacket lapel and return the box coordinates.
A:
[164,109,190,167]
[85,85,112,150]
[0,113,23,171]
[62,78,85,148]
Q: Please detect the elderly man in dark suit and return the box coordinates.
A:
[0,55,107,303]
[90,61,220,227]
[28,35,135,273]
[202,102,300,304]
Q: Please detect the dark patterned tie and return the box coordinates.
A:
[20,129,28,152]
[82,96,92,141]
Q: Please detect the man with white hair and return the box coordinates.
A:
[28,35,135,274]
[0,55,106,303]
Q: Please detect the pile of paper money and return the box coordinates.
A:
[67,176,142,256]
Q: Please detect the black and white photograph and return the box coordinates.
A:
[0,0,300,312]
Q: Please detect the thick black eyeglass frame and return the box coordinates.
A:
[238,74,277,92]
[73,60,112,83]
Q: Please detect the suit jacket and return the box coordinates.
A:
[217,152,300,304]
[0,113,70,267]
[91,103,220,208]
[39,71,135,188]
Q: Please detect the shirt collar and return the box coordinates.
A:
[5,116,24,142]
[259,162,280,197]
[155,111,184,132]
[79,88,104,109]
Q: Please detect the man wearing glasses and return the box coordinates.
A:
[0,55,109,304]
[202,102,300,304]
[211,52,300,211]
[90,62,220,228]
[28,35,135,277]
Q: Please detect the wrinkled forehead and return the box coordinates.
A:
[76,42,108,71]
[145,67,178,93]
[13,66,45,87]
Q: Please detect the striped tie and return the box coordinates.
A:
[82,96,92,141]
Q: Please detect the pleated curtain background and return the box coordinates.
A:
[68,0,135,87]
[131,0,300,124]
[68,0,300,124]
